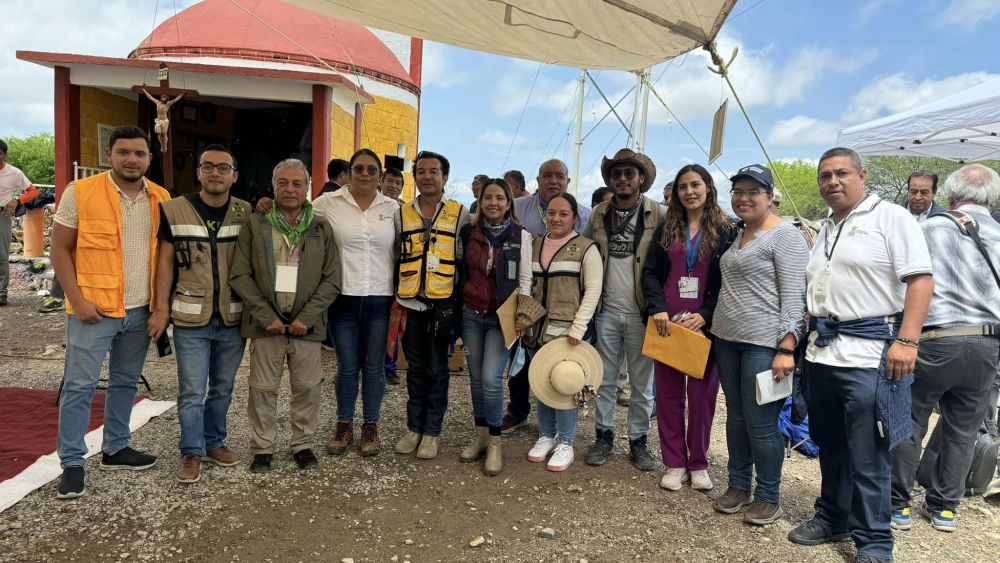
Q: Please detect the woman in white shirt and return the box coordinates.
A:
[313,149,401,458]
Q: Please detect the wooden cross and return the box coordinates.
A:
[130,63,199,190]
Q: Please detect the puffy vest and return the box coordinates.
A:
[460,223,524,314]
[67,171,169,318]
[160,196,251,328]
[398,199,463,300]
[524,234,595,348]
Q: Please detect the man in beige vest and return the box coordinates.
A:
[148,145,251,484]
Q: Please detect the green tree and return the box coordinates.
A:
[767,160,828,220]
[3,133,55,190]
[861,155,965,205]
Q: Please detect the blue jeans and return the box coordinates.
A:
[58,307,152,468]
[806,361,893,558]
[461,307,510,429]
[174,318,245,456]
[536,399,579,445]
[331,295,393,423]
[714,339,785,503]
[594,310,654,440]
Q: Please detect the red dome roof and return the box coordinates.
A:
[132,0,415,89]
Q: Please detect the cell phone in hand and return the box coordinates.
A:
[156,332,172,357]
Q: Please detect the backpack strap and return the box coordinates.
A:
[940,210,1000,290]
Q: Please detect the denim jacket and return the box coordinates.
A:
[809,314,912,450]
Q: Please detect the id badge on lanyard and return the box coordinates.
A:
[679,276,700,299]
[681,223,703,299]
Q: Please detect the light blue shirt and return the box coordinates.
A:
[513,193,591,236]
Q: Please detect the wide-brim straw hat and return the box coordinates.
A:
[529,338,604,410]
[601,148,656,193]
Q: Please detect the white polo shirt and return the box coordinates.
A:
[312,188,400,297]
[0,163,31,206]
[805,194,932,368]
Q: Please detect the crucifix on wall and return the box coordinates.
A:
[131,63,199,190]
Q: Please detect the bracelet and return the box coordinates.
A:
[776,347,795,355]
[894,338,919,349]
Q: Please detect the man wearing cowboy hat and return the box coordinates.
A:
[583,148,668,471]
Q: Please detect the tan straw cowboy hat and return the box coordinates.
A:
[529,338,604,410]
[601,148,656,193]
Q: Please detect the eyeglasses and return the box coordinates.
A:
[352,164,379,176]
[730,188,765,199]
[610,168,640,180]
[199,163,235,174]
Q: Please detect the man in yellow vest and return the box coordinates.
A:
[50,126,171,499]
[394,151,470,460]
[147,145,251,484]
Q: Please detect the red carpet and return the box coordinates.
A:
[0,388,108,483]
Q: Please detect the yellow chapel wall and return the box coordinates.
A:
[329,94,419,200]
[79,87,138,168]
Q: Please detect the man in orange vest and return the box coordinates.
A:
[50,126,171,499]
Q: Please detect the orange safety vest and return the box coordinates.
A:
[66,171,170,318]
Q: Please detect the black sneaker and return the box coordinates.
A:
[249,454,273,473]
[629,435,658,472]
[39,296,65,313]
[500,413,529,434]
[787,518,852,546]
[56,467,85,499]
[99,447,157,471]
[293,448,319,470]
[386,370,401,385]
[585,429,614,466]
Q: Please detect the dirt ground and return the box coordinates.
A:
[2,272,1000,562]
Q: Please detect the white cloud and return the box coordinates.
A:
[857,0,902,26]
[841,71,999,124]
[492,70,578,115]
[940,0,1000,28]
[766,116,841,146]
[420,42,471,89]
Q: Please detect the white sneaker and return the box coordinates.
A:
[527,436,557,463]
[690,469,713,491]
[546,444,574,472]
[659,467,689,491]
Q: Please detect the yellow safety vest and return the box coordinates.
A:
[398,199,462,300]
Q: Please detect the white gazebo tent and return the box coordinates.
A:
[838,78,1000,162]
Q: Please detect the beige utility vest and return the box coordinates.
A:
[524,234,595,348]
[161,196,250,327]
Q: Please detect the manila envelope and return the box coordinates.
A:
[641,318,711,379]
[497,292,519,349]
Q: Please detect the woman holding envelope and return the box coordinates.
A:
[457,178,533,476]
[710,164,808,526]
[523,193,604,471]
[642,164,735,493]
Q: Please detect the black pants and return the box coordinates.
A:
[402,307,451,437]
[506,354,531,421]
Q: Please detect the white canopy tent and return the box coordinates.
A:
[838,78,1000,162]
[282,0,736,71]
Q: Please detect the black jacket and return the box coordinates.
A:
[640,221,736,332]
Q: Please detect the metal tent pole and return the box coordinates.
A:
[571,68,586,194]
[637,68,651,153]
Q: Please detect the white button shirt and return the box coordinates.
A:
[805,194,932,368]
[313,188,400,297]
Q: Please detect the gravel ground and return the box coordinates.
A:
[1,279,1000,562]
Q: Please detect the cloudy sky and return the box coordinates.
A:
[2,0,998,206]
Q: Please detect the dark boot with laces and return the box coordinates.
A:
[628,435,658,472]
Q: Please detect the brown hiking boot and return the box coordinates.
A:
[744,500,784,525]
[359,423,382,457]
[176,454,201,484]
[202,446,240,467]
[326,421,354,456]
[714,487,753,514]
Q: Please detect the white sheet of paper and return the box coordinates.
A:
[275,264,298,293]
[755,369,793,406]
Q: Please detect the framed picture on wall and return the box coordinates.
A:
[97,124,114,167]
[181,104,198,123]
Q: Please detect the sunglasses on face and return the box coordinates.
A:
[352,164,380,176]
[610,168,640,180]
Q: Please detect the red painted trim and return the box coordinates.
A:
[353,103,362,152]
[53,66,79,203]
[16,50,376,103]
[311,85,332,199]
[409,38,423,89]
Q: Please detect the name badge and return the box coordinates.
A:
[815,267,831,297]
[679,276,699,299]
[276,264,298,293]
[426,254,440,272]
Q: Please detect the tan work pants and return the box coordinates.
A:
[247,335,323,454]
